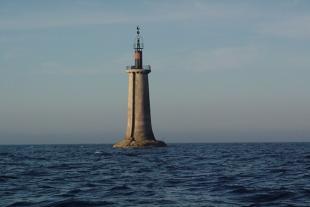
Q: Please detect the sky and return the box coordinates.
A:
[0,0,310,144]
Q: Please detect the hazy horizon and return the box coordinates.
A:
[1,0,310,144]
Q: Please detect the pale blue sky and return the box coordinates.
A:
[1,0,310,144]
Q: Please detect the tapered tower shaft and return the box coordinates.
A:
[125,68,155,141]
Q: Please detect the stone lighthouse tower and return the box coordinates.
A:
[113,27,166,148]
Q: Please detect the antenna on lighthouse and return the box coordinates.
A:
[134,26,144,51]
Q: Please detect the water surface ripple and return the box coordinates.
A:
[1,143,310,206]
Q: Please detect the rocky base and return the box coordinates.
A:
[113,138,167,148]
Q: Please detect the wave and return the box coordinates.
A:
[2,143,310,206]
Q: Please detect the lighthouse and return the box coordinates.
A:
[113,27,166,148]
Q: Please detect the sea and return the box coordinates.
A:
[1,143,310,207]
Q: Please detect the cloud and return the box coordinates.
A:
[258,15,310,39]
[0,1,261,30]
[153,45,261,72]
[154,42,310,73]
[188,46,260,71]
[0,0,309,34]
[0,12,130,30]
[190,45,310,72]
[38,61,108,76]
[0,47,28,61]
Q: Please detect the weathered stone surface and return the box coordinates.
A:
[113,138,166,148]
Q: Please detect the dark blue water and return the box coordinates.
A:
[1,143,310,207]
